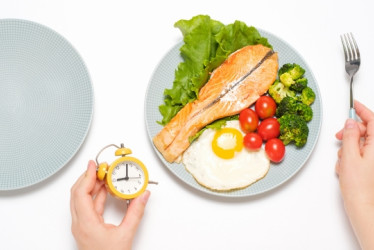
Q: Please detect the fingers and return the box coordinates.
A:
[335,122,366,140]
[91,179,105,196]
[335,100,374,140]
[336,120,361,177]
[81,160,98,193]
[335,158,340,175]
[71,160,99,222]
[341,119,361,160]
[336,146,343,175]
[70,162,93,222]
[355,100,374,124]
[93,185,107,217]
[355,101,374,157]
[119,190,151,239]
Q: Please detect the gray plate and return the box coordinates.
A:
[145,29,322,197]
[0,19,93,190]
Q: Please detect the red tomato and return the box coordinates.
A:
[265,138,285,163]
[255,96,277,120]
[239,109,259,133]
[257,118,280,141]
[243,132,263,151]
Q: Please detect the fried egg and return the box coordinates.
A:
[182,120,270,191]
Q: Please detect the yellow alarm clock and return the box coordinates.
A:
[95,143,157,201]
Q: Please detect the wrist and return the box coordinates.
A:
[344,202,374,250]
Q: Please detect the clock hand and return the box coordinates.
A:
[125,163,129,181]
[116,177,141,181]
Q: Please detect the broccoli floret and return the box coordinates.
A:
[279,73,294,87]
[279,63,305,80]
[276,96,313,122]
[275,96,297,118]
[279,63,306,87]
[278,114,309,147]
[299,87,316,106]
[268,80,296,104]
[289,78,308,93]
[296,103,313,122]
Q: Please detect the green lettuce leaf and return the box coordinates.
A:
[158,15,223,125]
[158,15,272,125]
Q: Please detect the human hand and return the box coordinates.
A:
[70,160,150,250]
[336,100,374,249]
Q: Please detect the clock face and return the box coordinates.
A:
[110,161,146,195]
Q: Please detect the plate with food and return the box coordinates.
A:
[145,15,321,197]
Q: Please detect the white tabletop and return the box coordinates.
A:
[1,0,373,249]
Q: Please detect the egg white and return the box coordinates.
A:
[182,120,270,191]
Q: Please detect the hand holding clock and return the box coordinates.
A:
[70,160,150,250]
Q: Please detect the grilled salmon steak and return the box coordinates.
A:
[153,44,278,163]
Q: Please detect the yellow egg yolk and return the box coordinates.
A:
[212,128,243,159]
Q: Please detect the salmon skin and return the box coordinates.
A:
[153,44,278,163]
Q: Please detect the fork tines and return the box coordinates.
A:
[341,32,360,62]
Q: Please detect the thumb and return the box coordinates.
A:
[341,119,361,158]
[119,190,150,239]
[81,160,98,193]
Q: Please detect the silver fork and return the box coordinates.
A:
[340,32,361,119]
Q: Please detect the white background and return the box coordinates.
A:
[1,0,374,249]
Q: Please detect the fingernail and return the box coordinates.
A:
[87,160,94,171]
[345,119,356,129]
[84,161,92,177]
[85,161,96,176]
[141,190,151,204]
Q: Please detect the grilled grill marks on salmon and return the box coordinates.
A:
[153,44,279,163]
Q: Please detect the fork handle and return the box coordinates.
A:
[349,107,357,120]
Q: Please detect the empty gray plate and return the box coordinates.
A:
[0,19,93,190]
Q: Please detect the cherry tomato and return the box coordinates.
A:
[243,132,263,151]
[255,95,277,120]
[239,108,259,133]
[257,117,280,141]
[265,138,285,163]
